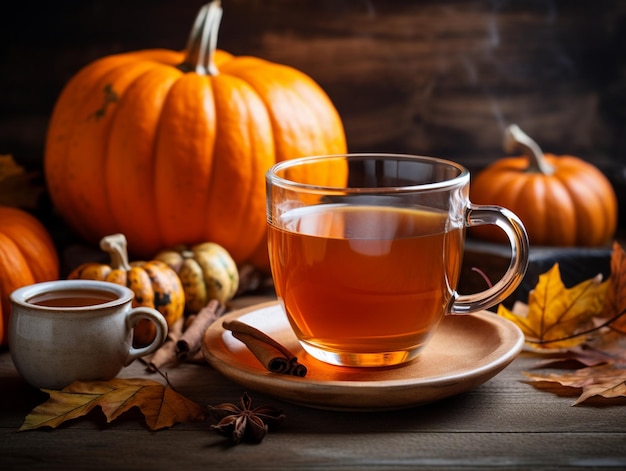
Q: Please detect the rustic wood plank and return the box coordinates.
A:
[3,344,626,469]
[3,428,626,470]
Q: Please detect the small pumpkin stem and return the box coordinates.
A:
[181,249,195,259]
[178,0,223,75]
[100,233,132,271]
[504,124,554,175]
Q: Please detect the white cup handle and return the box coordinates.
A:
[124,307,168,364]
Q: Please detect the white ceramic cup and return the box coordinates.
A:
[9,279,168,390]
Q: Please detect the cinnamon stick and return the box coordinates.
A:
[176,300,225,361]
[222,319,307,377]
[146,316,184,372]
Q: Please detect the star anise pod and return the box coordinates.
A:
[208,392,286,444]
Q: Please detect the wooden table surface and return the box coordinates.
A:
[2,296,626,470]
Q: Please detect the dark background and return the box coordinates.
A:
[1,0,625,224]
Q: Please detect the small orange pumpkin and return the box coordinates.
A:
[470,125,618,247]
[68,234,184,346]
[44,1,347,268]
[0,206,59,345]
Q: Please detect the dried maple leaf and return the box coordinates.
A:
[533,341,626,370]
[497,263,609,349]
[524,363,626,405]
[19,378,206,431]
[604,242,626,333]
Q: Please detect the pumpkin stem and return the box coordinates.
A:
[100,233,132,271]
[504,124,553,175]
[178,1,223,75]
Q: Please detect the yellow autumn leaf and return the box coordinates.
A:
[19,378,206,431]
[498,263,609,349]
[524,363,626,405]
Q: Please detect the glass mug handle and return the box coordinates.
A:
[450,204,530,314]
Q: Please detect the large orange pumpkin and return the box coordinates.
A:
[0,206,59,345]
[470,125,618,247]
[44,1,347,269]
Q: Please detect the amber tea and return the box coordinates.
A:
[28,290,118,308]
[269,204,464,366]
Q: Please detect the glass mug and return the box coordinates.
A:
[266,153,529,367]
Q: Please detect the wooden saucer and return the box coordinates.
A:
[201,301,524,411]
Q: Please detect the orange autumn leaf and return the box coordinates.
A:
[604,241,626,332]
[524,363,626,405]
[497,263,609,349]
[19,378,206,432]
